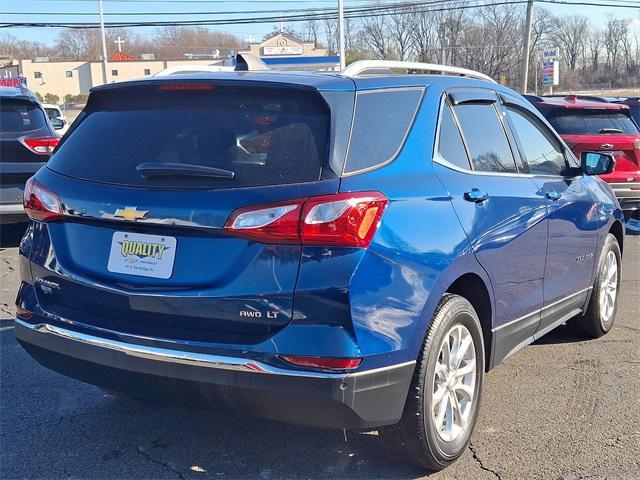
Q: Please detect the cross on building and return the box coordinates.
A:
[114,36,125,53]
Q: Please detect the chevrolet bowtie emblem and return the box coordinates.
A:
[600,143,614,150]
[114,206,149,221]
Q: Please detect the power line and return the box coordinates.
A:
[1,0,469,16]
[1,0,637,29]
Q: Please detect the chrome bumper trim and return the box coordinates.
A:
[15,319,414,380]
[0,204,25,215]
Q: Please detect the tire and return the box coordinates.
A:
[569,233,621,339]
[379,294,485,471]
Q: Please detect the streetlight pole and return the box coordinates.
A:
[98,0,109,84]
[338,0,345,70]
[520,0,534,93]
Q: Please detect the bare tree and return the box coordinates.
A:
[387,8,415,61]
[550,15,589,71]
[360,5,389,59]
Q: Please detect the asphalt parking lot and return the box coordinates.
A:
[1,224,638,480]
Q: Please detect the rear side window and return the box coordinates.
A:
[48,84,330,188]
[507,107,568,176]
[344,88,423,174]
[45,107,61,119]
[454,103,517,173]
[548,110,639,135]
[0,99,47,132]
[437,103,470,170]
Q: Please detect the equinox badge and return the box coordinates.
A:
[114,206,149,221]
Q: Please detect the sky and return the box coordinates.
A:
[2,0,639,46]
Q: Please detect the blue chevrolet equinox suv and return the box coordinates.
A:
[15,60,624,470]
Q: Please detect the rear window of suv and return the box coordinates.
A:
[547,110,639,135]
[48,84,330,188]
[0,98,47,132]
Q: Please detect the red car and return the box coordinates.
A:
[526,95,640,220]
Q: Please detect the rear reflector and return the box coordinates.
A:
[224,191,388,247]
[23,177,63,222]
[16,307,32,320]
[280,355,362,371]
[20,136,60,155]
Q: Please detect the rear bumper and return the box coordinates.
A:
[15,319,415,429]
[609,182,640,214]
[0,203,27,224]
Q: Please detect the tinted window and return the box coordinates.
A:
[344,88,423,173]
[0,99,47,132]
[548,110,639,135]
[49,85,330,188]
[438,104,470,169]
[454,103,517,173]
[507,108,567,176]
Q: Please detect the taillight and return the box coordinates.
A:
[23,177,63,222]
[224,191,388,247]
[280,355,362,371]
[633,139,640,150]
[20,136,60,155]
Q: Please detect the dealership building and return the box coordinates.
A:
[0,33,340,100]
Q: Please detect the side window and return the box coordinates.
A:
[344,88,423,174]
[453,103,517,173]
[506,107,568,176]
[437,103,470,170]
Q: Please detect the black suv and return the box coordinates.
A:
[0,86,60,224]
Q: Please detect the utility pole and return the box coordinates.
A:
[338,0,345,70]
[98,0,109,84]
[520,0,534,93]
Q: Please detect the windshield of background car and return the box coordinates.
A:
[0,98,48,133]
[547,109,640,135]
[47,84,331,188]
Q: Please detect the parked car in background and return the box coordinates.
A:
[42,103,70,135]
[525,95,640,221]
[612,97,640,128]
[15,63,624,471]
[0,86,59,224]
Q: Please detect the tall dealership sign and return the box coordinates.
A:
[542,47,560,93]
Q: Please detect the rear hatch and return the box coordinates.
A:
[0,97,56,206]
[32,78,353,343]
[547,107,640,183]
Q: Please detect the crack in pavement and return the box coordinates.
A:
[136,446,185,480]
[468,442,502,480]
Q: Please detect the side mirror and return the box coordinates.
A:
[581,151,615,175]
[50,117,65,130]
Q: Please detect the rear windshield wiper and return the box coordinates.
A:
[598,128,624,134]
[136,162,234,179]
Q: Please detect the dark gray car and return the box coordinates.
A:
[0,86,60,224]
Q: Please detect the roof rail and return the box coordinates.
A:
[155,64,234,76]
[341,60,496,84]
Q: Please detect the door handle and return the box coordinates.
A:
[545,190,561,201]
[464,189,489,203]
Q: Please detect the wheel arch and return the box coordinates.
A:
[445,273,494,372]
[609,220,624,254]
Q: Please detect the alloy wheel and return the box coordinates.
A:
[431,324,476,443]
[599,250,618,326]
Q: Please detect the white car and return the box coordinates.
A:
[42,103,70,135]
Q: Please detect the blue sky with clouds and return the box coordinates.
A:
[3,0,639,45]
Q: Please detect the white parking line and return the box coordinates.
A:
[0,325,15,332]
